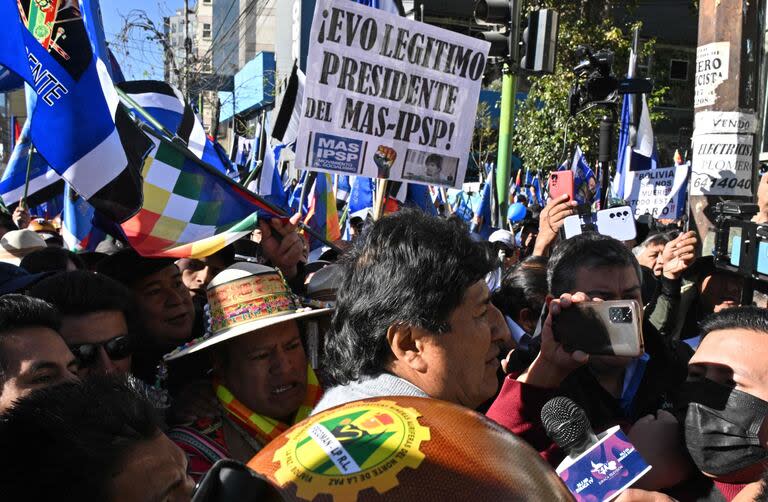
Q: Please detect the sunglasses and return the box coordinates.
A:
[69,335,133,367]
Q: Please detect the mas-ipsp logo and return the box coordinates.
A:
[311,133,365,174]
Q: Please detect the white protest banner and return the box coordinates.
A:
[625,164,689,219]
[295,0,490,189]
[690,133,753,196]
[694,42,729,109]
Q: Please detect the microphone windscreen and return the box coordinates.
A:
[541,396,592,452]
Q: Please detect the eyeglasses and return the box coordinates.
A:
[69,335,133,367]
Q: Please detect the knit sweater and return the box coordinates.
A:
[312,373,429,415]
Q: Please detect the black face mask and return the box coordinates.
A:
[680,379,768,477]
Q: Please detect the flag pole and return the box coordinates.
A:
[241,163,260,188]
[21,144,35,209]
[115,88,180,145]
[373,179,388,220]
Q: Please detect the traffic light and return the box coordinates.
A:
[474,0,521,63]
[520,9,559,74]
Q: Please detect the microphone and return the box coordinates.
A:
[541,397,652,501]
[541,396,599,459]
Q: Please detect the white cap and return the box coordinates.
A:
[488,229,516,248]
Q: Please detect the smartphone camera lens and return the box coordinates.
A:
[609,306,632,323]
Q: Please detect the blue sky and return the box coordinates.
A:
[101,0,183,80]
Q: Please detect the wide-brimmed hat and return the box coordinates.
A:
[0,230,47,265]
[164,263,331,361]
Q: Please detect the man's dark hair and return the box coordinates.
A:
[493,256,549,321]
[700,305,768,338]
[548,232,642,297]
[20,247,84,273]
[29,271,139,336]
[324,209,494,385]
[0,294,61,380]
[0,294,60,336]
[0,376,161,500]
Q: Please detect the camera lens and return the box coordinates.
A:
[609,306,632,323]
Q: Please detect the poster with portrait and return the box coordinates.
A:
[294,0,489,188]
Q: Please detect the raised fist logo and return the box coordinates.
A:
[373,146,397,179]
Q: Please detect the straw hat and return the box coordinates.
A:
[164,262,331,361]
[0,230,47,265]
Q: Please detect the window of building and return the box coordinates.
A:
[203,0,211,3]
[669,59,689,81]
[203,23,211,39]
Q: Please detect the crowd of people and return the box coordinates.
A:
[0,184,767,501]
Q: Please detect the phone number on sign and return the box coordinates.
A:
[691,176,752,191]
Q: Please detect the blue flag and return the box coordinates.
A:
[62,183,107,252]
[348,176,375,216]
[29,193,64,220]
[0,0,153,221]
[0,89,63,210]
[613,93,658,199]
[289,171,308,214]
[532,173,545,206]
[248,143,289,212]
[336,175,352,203]
[405,183,437,216]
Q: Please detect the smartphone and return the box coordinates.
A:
[549,171,575,201]
[552,300,644,357]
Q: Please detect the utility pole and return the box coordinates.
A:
[690,0,761,253]
[184,0,191,100]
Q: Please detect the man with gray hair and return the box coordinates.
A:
[632,232,673,277]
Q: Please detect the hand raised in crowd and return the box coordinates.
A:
[660,231,697,280]
[533,194,577,256]
[629,410,694,491]
[259,213,306,280]
[517,292,591,388]
[12,202,30,229]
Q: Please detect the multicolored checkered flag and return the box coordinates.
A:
[120,139,279,258]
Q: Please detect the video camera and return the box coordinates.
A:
[712,201,768,304]
[568,46,653,116]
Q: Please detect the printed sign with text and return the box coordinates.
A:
[295,0,490,188]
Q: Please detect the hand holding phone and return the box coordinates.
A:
[518,293,591,389]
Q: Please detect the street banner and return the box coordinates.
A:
[296,0,490,188]
[625,163,689,219]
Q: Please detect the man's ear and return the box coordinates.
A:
[386,324,428,373]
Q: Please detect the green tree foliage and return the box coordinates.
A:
[511,1,668,173]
